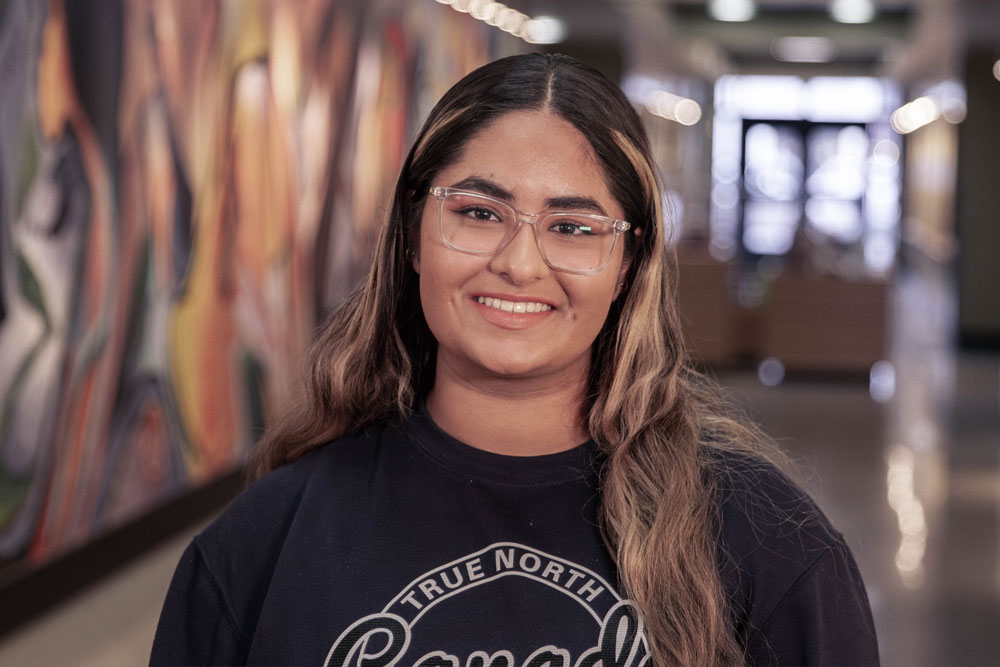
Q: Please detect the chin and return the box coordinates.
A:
[473,347,583,382]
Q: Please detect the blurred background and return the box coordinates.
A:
[0,0,997,664]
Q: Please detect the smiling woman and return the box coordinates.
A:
[150,54,879,666]
[415,111,631,452]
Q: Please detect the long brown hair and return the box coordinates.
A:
[249,53,775,665]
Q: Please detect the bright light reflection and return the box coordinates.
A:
[435,0,563,44]
[745,124,803,200]
[743,201,799,255]
[771,36,837,63]
[712,154,741,184]
[806,199,862,242]
[645,90,703,126]
[757,358,785,386]
[725,76,803,119]
[524,16,566,44]
[806,125,868,200]
[470,0,498,21]
[864,234,896,272]
[709,0,756,22]
[887,445,927,587]
[872,139,900,166]
[711,184,740,210]
[870,360,896,402]
[891,96,940,134]
[829,0,876,23]
[806,77,887,122]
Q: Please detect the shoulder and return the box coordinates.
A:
[709,449,846,619]
[189,421,395,604]
[711,450,841,565]
[153,421,403,661]
[201,421,392,546]
[710,450,879,664]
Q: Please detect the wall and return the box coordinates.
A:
[956,48,1000,346]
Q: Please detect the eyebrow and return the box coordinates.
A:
[449,176,610,217]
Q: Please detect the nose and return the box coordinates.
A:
[488,221,550,284]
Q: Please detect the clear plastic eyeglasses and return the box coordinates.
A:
[428,186,631,275]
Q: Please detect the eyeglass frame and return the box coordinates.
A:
[427,186,632,275]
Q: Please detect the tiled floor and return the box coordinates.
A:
[0,267,997,665]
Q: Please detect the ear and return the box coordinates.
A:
[613,263,629,300]
[408,248,420,274]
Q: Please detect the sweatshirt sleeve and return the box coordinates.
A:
[747,541,880,666]
[150,541,249,666]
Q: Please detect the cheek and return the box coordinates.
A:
[564,273,619,327]
[416,237,474,334]
[417,251,448,321]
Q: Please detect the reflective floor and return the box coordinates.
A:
[0,266,997,665]
[720,265,1000,666]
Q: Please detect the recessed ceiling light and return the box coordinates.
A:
[829,0,876,24]
[523,16,566,44]
[708,0,756,22]
[771,37,838,63]
[993,59,1000,82]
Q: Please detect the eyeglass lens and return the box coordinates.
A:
[439,191,617,272]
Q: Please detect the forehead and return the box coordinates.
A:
[436,110,623,218]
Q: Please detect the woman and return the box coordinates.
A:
[151,53,878,666]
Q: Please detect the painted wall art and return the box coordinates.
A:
[0,0,504,593]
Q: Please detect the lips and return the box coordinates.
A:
[470,294,557,330]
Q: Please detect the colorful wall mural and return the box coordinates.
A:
[0,0,509,587]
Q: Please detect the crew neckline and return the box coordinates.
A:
[405,400,599,487]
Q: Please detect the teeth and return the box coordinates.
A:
[476,296,552,313]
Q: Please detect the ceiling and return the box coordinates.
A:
[668,0,913,73]
[524,0,998,84]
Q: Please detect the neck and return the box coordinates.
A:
[426,359,590,456]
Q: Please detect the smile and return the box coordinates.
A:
[475,296,553,314]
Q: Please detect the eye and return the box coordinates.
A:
[547,218,598,236]
[458,205,503,222]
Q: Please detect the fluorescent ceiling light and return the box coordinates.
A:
[469,0,498,21]
[771,37,838,63]
[645,90,703,126]
[709,0,756,22]
[829,0,876,23]
[891,96,940,134]
[436,1,563,44]
[524,16,567,44]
